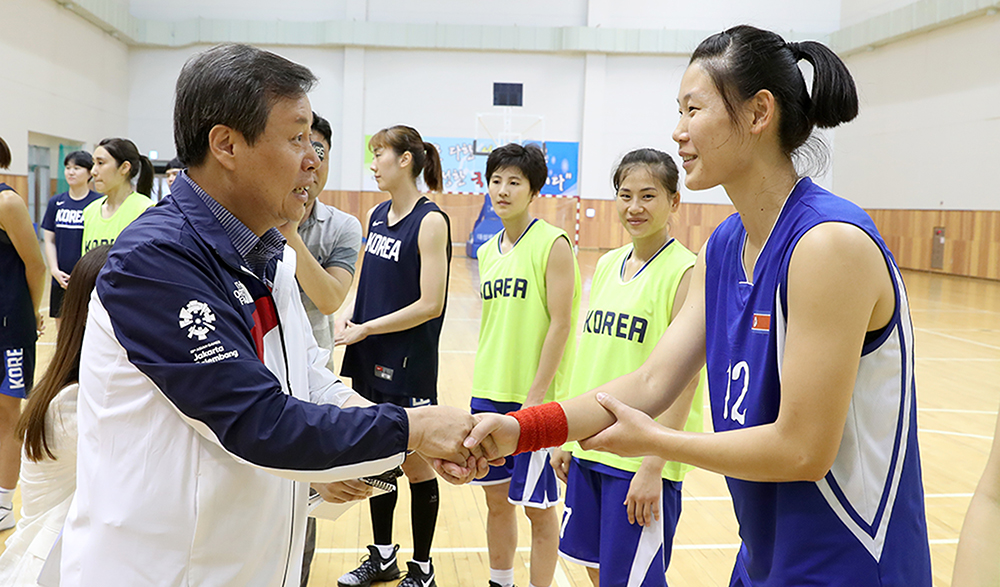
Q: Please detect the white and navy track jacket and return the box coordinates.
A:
[61,177,409,586]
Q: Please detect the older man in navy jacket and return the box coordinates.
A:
[61,43,485,586]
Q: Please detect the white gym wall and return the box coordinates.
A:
[3,0,998,211]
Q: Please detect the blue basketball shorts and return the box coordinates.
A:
[1,345,34,400]
[559,457,683,587]
[469,397,561,509]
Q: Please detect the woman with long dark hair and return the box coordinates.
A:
[0,245,110,583]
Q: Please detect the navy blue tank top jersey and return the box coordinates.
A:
[0,184,37,346]
[703,178,931,586]
[342,197,451,398]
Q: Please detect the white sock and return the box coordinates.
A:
[490,568,514,587]
[374,544,396,560]
[0,487,14,509]
[411,559,432,574]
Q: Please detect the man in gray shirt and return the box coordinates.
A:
[279,112,362,364]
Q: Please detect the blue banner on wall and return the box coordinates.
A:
[363,136,578,196]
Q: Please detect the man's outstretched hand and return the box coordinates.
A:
[406,405,492,484]
[464,412,521,460]
[429,411,522,483]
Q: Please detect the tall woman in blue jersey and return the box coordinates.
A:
[336,125,450,587]
[0,136,48,532]
[461,25,932,587]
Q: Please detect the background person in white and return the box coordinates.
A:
[62,43,487,586]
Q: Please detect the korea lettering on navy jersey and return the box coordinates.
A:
[702,178,930,586]
[365,230,402,262]
[53,207,87,229]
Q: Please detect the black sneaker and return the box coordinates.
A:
[337,544,400,587]
[487,582,516,587]
[398,559,437,587]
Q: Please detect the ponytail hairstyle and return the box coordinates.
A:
[0,136,11,169]
[97,137,154,197]
[613,148,680,196]
[690,25,858,160]
[18,245,111,462]
[368,125,442,192]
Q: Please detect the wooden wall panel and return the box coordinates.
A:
[0,174,29,204]
[317,190,1000,281]
[864,208,1000,281]
[320,191,586,251]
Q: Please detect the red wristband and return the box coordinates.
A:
[508,402,568,455]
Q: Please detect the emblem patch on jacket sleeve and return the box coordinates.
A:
[179,300,217,341]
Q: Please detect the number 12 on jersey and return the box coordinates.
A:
[724,361,750,425]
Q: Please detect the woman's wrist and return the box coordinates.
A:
[509,402,568,455]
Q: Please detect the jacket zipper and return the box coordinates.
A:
[241,266,296,586]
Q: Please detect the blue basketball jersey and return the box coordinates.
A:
[703,178,931,586]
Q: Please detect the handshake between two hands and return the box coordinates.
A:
[406,406,520,485]
[407,394,658,485]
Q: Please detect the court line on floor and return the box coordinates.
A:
[913,327,1000,351]
[553,559,573,587]
[919,408,998,414]
[916,357,1000,361]
[681,493,972,502]
[920,429,994,440]
[921,328,1000,332]
[318,539,960,557]
[314,545,572,587]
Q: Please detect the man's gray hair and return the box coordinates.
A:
[174,43,317,166]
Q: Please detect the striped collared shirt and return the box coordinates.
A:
[179,171,285,285]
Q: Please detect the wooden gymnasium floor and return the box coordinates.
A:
[6,249,999,586]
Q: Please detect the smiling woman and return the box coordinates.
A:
[553,148,705,587]
[462,24,933,587]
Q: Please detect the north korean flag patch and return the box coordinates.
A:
[751,313,771,333]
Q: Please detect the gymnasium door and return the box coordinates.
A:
[27,145,51,232]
